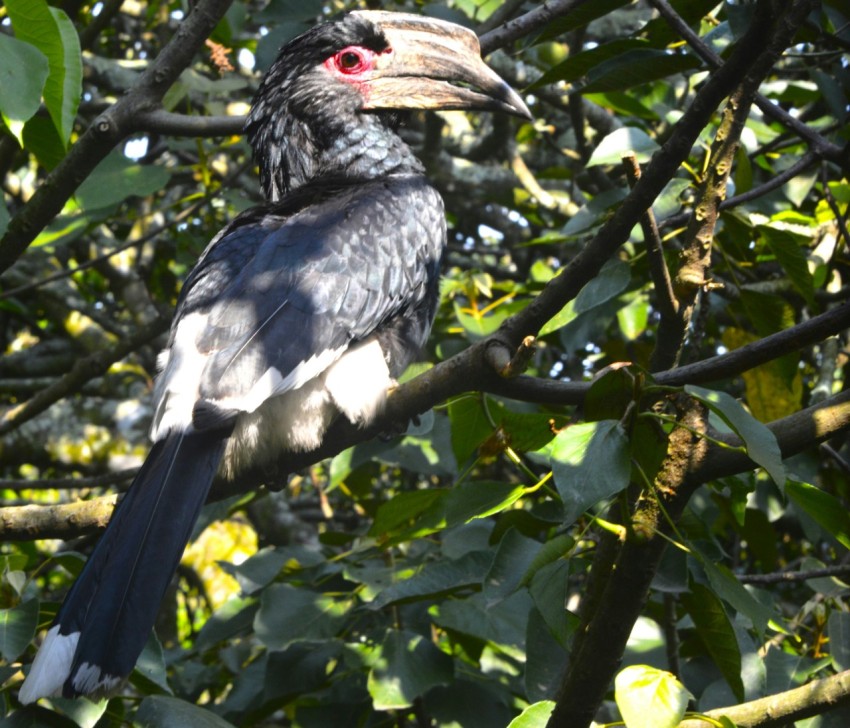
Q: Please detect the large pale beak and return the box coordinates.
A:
[353,11,532,119]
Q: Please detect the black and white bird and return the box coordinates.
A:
[19,10,529,702]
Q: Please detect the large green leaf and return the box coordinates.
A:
[447,395,493,465]
[74,152,171,211]
[701,559,776,635]
[786,480,850,550]
[0,33,49,143]
[135,696,237,728]
[615,664,692,728]
[368,550,492,609]
[686,385,786,487]
[484,529,541,601]
[681,583,744,701]
[254,584,349,650]
[0,599,38,662]
[580,49,702,94]
[433,590,532,648]
[530,38,650,90]
[367,629,454,710]
[757,224,815,307]
[548,420,631,524]
[828,611,850,672]
[5,0,82,146]
[370,489,444,538]
[390,481,526,542]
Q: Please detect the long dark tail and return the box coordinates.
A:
[19,431,227,702]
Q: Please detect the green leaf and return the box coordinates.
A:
[434,590,532,648]
[685,385,785,487]
[548,420,631,524]
[786,480,850,550]
[368,550,492,609]
[681,583,744,701]
[757,224,815,306]
[370,489,444,538]
[484,529,541,600]
[254,584,349,650]
[701,559,776,635]
[195,597,258,652]
[75,152,171,212]
[827,611,850,672]
[561,187,628,239]
[574,259,631,313]
[615,664,692,728]
[529,560,580,647]
[580,49,702,94]
[135,696,237,728]
[447,395,493,465]
[530,38,650,90]
[537,0,631,42]
[263,641,344,704]
[394,481,526,541]
[587,127,660,167]
[5,0,82,146]
[0,599,38,662]
[367,629,454,710]
[0,33,50,143]
[507,701,556,728]
[132,632,171,695]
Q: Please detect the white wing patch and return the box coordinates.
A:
[220,338,392,479]
[324,338,392,425]
[150,312,210,441]
[18,626,79,704]
[211,345,346,415]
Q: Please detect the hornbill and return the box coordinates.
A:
[19,10,529,703]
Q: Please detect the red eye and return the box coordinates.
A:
[332,47,369,74]
[339,51,361,70]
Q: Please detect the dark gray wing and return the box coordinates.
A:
[178,176,444,414]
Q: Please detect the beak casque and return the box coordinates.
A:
[353,11,532,120]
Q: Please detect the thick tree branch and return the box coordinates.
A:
[479,0,593,55]
[652,79,755,370]
[1,494,118,540]
[679,669,850,728]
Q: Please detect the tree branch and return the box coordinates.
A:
[647,0,846,166]
[479,0,593,55]
[0,0,234,275]
[679,669,850,728]
[0,318,167,437]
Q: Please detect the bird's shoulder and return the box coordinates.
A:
[178,174,442,317]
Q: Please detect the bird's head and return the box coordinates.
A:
[246,11,531,199]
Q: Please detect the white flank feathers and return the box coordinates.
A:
[324,338,392,425]
[18,626,79,704]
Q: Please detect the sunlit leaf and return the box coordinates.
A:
[615,664,692,728]
[548,420,631,524]
[0,33,49,143]
[587,127,661,167]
